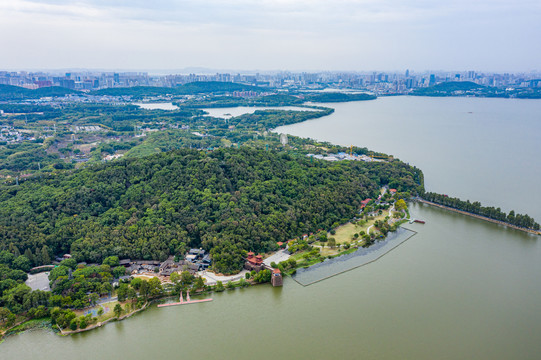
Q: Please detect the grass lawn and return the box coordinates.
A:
[330,214,388,244]
[74,300,121,322]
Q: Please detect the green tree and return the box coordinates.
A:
[328,237,336,248]
[169,272,180,284]
[79,317,88,329]
[215,281,225,292]
[112,266,126,278]
[253,269,271,283]
[41,246,51,265]
[130,277,143,290]
[148,277,163,297]
[180,271,194,286]
[59,258,77,270]
[193,276,205,290]
[12,255,31,272]
[395,199,407,211]
[103,256,119,267]
[114,303,123,318]
[139,280,150,299]
[127,287,137,302]
[0,307,12,323]
[117,284,129,302]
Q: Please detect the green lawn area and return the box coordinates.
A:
[74,300,121,323]
[330,214,388,244]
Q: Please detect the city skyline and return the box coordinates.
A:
[1,0,540,72]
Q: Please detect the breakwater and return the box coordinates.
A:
[417,199,541,235]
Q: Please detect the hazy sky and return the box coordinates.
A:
[0,0,539,72]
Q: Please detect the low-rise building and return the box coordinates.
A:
[271,268,283,287]
[244,252,265,272]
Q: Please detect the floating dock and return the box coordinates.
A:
[157,291,212,308]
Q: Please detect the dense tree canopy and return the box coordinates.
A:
[0,147,422,274]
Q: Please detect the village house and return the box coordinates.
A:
[185,248,212,271]
[360,198,372,209]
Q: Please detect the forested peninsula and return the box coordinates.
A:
[0,148,422,273]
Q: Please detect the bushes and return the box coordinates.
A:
[215,281,225,292]
[51,307,76,329]
[253,269,271,283]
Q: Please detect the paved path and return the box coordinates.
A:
[263,249,291,266]
[198,270,248,286]
[96,296,118,306]
[366,224,374,234]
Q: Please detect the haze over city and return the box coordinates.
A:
[1,0,540,72]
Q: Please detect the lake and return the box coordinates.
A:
[134,102,179,110]
[2,97,541,360]
[201,106,320,118]
[275,96,541,220]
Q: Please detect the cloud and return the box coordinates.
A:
[0,0,539,70]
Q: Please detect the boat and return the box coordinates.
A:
[414,219,426,224]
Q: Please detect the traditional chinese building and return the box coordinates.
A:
[244,252,265,272]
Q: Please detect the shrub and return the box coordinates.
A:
[79,318,88,329]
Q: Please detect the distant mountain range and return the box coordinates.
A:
[0,84,80,101]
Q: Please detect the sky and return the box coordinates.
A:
[0,0,540,72]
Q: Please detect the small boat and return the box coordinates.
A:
[414,219,426,224]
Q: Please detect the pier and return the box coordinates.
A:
[157,291,213,308]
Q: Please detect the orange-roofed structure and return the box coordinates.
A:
[271,268,283,287]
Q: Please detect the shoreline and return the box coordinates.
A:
[5,195,537,339]
[417,199,541,235]
[292,226,417,286]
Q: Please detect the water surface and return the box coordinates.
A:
[275,96,541,220]
[202,106,320,118]
[134,102,179,110]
